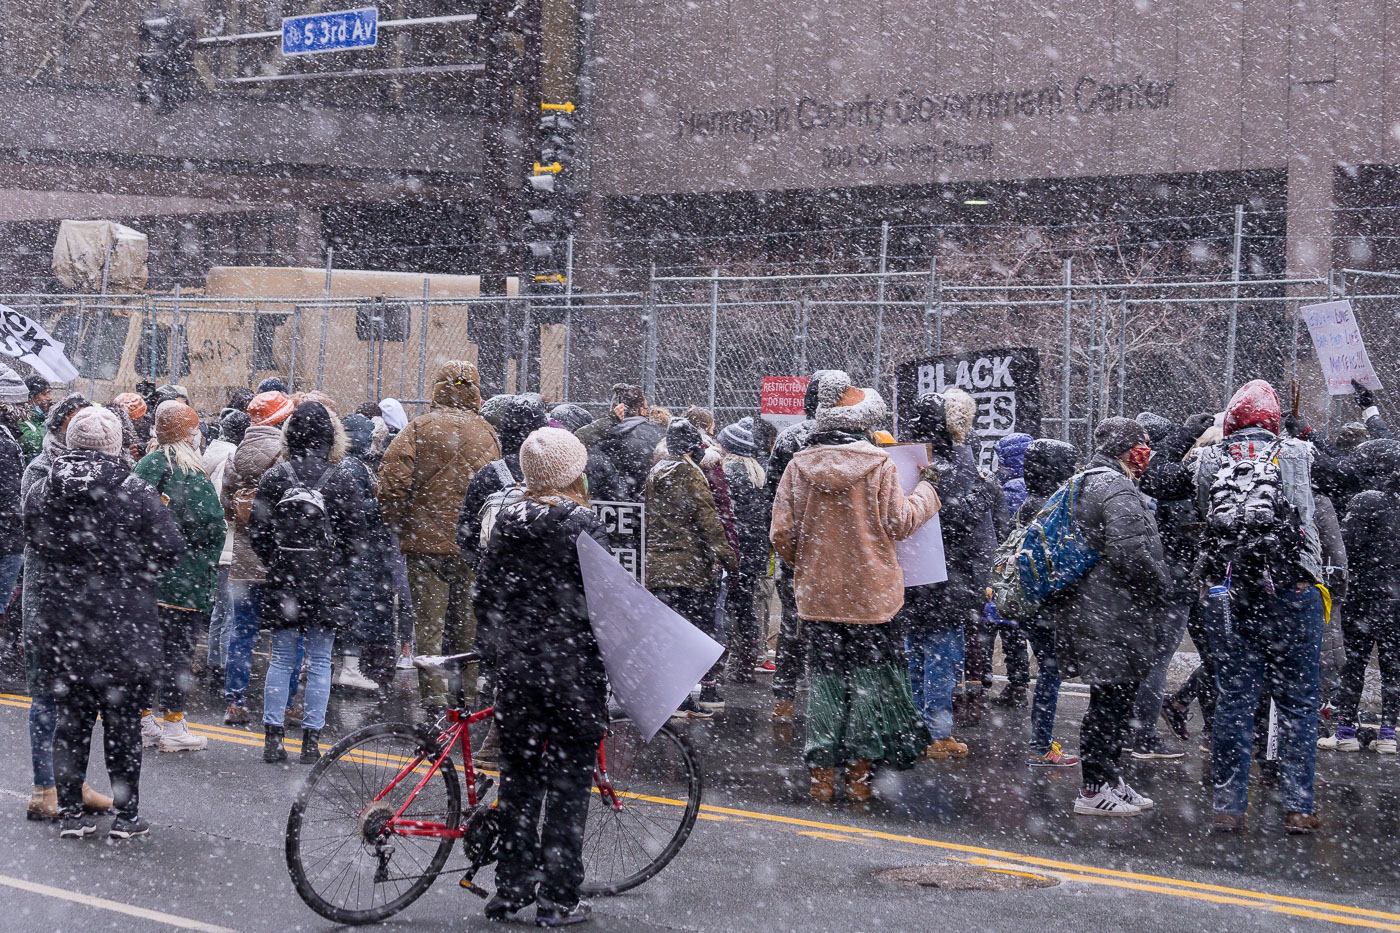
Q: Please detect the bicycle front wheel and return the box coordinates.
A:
[580,714,701,895]
[286,722,461,925]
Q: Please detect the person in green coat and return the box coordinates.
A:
[18,376,52,462]
[132,401,226,753]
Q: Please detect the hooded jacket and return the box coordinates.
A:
[771,440,939,624]
[594,415,666,502]
[0,422,23,556]
[221,422,287,583]
[645,453,738,588]
[132,449,226,613]
[994,432,1033,519]
[455,399,547,565]
[248,403,368,631]
[24,449,186,685]
[379,362,501,556]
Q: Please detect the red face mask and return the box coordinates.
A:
[1124,444,1153,478]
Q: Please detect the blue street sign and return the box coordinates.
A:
[282,7,377,56]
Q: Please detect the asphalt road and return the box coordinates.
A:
[3,665,1400,933]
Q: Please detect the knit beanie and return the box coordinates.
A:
[480,394,515,427]
[66,406,123,456]
[220,409,251,446]
[667,418,705,457]
[1094,416,1149,458]
[256,376,289,394]
[155,400,201,446]
[815,370,853,409]
[717,417,760,458]
[113,391,148,421]
[0,365,27,404]
[248,391,294,426]
[519,427,588,492]
[1135,411,1176,446]
[24,374,49,400]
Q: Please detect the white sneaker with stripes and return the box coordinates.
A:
[1074,784,1142,816]
[1114,779,1154,810]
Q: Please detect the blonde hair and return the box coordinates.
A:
[722,451,765,488]
[160,440,207,476]
[528,474,590,509]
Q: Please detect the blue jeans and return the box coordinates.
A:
[1024,624,1062,755]
[264,627,334,731]
[906,628,964,740]
[207,568,232,669]
[223,582,264,704]
[1210,582,1323,815]
[29,691,56,786]
[0,552,23,608]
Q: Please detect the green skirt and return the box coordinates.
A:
[802,622,931,769]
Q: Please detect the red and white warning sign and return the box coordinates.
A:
[760,376,809,429]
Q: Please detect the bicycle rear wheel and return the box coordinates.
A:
[580,713,701,895]
[286,722,461,925]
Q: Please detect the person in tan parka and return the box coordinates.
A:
[379,361,500,713]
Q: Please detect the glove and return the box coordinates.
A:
[1181,413,1215,439]
[918,466,942,486]
[1284,413,1311,439]
[1353,379,1375,410]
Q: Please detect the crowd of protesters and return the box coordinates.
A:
[4,354,1397,918]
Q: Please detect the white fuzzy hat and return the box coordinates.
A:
[942,388,978,444]
[66,406,123,456]
[519,427,589,492]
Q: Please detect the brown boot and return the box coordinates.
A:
[924,737,969,760]
[1285,811,1321,835]
[82,783,114,813]
[771,700,795,724]
[26,786,58,821]
[809,767,836,803]
[844,759,874,802]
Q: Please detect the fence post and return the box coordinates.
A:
[521,300,533,393]
[643,263,658,400]
[170,284,182,381]
[1117,295,1127,416]
[1223,203,1244,403]
[317,247,332,392]
[148,296,159,386]
[1085,293,1097,435]
[289,305,301,390]
[502,299,513,393]
[873,220,888,385]
[418,278,429,407]
[796,297,809,374]
[921,257,937,356]
[1061,257,1073,442]
[562,234,574,402]
[707,268,719,410]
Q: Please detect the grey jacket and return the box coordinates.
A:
[221,424,285,584]
[1052,454,1171,685]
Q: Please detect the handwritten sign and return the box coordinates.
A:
[1301,300,1382,395]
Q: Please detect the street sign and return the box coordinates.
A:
[282,7,377,56]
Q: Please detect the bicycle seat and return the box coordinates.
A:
[412,652,481,676]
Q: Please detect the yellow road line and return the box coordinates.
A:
[0,871,236,932]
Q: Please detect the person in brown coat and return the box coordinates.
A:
[379,361,500,714]
[770,374,940,803]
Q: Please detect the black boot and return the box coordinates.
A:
[300,728,322,764]
[264,724,287,763]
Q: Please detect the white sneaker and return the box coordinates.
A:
[1376,738,1398,754]
[335,656,379,692]
[1074,785,1142,816]
[1318,733,1361,751]
[1114,779,1154,810]
[140,713,162,748]
[158,717,208,753]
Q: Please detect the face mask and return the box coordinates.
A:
[1124,444,1153,478]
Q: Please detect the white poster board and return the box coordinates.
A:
[882,444,948,587]
[1301,299,1383,395]
[577,532,724,740]
[0,304,79,383]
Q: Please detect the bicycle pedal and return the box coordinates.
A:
[459,876,490,899]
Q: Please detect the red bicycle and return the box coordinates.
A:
[285,652,702,925]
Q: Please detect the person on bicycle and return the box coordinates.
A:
[471,426,609,926]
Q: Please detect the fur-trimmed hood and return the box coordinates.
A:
[815,387,887,435]
[943,388,977,444]
[279,405,347,463]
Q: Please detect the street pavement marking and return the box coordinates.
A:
[0,871,236,932]
[4,692,1398,930]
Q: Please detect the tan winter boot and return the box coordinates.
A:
[27,785,58,821]
[809,767,836,803]
[844,760,874,802]
[81,783,114,813]
[771,700,795,724]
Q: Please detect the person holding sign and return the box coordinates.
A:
[471,427,608,926]
[770,372,940,803]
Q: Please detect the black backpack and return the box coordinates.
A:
[271,465,337,581]
[1203,437,1304,589]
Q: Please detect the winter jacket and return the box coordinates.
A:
[132,451,226,613]
[574,411,620,450]
[248,411,369,632]
[764,418,816,506]
[771,438,940,624]
[723,456,771,576]
[1315,494,1348,603]
[456,457,524,565]
[1050,454,1170,685]
[994,432,1034,520]
[24,449,186,686]
[1342,489,1400,599]
[645,453,737,588]
[341,451,397,642]
[0,424,23,557]
[472,496,610,709]
[897,444,997,635]
[202,438,237,496]
[593,416,666,502]
[221,423,285,584]
[379,363,500,556]
[18,410,44,462]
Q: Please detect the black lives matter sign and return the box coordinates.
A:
[896,349,1041,472]
[592,501,645,583]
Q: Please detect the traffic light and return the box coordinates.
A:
[524,102,577,289]
[138,11,196,111]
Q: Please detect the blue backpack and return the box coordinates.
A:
[1014,468,1112,604]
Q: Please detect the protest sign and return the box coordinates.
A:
[577,532,723,740]
[882,444,948,587]
[760,376,809,430]
[592,500,645,582]
[0,304,79,383]
[895,349,1041,472]
[1301,299,1382,395]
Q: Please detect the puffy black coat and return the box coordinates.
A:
[472,496,611,709]
[1342,488,1400,601]
[593,416,665,502]
[24,450,186,687]
[723,458,770,576]
[764,418,816,506]
[1050,454,1171,685]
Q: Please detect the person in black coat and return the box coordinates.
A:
[592,413,665,502]
[248,402,368,763]
[26,406,185,838]
[716,417,771,680]
[457,396,548,566]
[337,413,397,690]
[471,427,609,925]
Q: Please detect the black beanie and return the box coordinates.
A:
[285,401,335,455]
[667,418,704,457]
[1095,416,1149,458]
